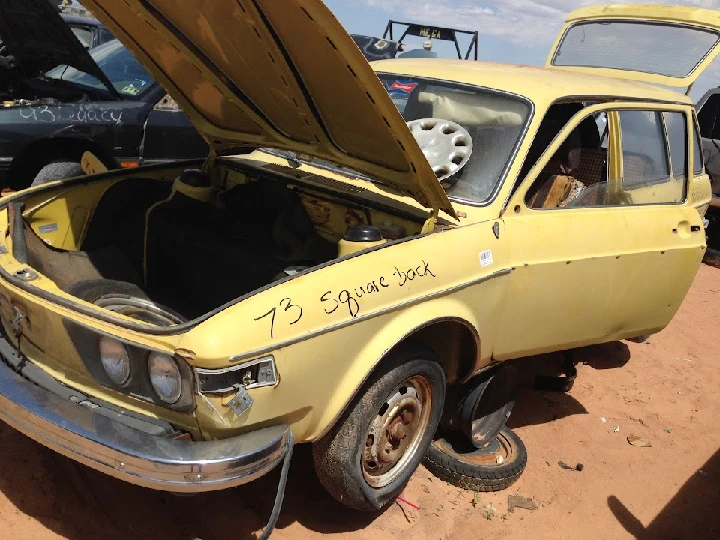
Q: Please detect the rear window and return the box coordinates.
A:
[553,21,720,78]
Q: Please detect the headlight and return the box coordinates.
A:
[148,352,182,404]
[99,337,131,387]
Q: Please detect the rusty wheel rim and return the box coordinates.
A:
[362,375,433,488]
[433,429,516,466]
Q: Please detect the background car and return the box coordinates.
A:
[694,87,720,265]
[61,12,115,50]
[351,21,479,62]
[0,0,208,190]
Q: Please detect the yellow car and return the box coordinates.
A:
[0,0,714,530]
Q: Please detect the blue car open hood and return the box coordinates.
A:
[0,0,113,91]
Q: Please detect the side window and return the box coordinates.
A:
[524,108,688,210]
[618,111,669,187]
[663,112,687,181]
[524,109,609,209]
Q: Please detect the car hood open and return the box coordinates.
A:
[78,0,455,217]
[0,0,113,88]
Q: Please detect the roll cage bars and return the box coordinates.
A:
[382,20,479,60]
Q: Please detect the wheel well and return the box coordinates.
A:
[7,137,117,189]
[389,318,480,384]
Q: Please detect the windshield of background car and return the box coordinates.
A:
[378,74,531,204]
[70,26,93,49]
[45,39,156,98]
[552,21,720,79]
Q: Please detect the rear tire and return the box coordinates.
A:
[31,160,85,187]
[313,345,446,511]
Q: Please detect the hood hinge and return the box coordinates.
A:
[421,208,439,234]
[202,148,218,173]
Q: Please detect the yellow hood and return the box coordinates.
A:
[79,0,456,217]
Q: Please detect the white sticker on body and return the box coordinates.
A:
[479,249,494,267]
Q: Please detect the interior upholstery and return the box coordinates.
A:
[575,148,607,187]
[528,175,574,208]
[82,177,172,279]
[9,203,141,292]
[417,91,526,126]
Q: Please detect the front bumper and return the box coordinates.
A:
[0,338,290,493]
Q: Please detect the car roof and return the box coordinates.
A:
[371,59,693,107]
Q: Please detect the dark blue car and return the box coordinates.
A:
[0,0,208,190]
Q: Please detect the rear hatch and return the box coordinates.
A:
[547,5,720,89]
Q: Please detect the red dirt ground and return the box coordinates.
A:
[0,265,718,540]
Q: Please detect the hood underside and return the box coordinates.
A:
[79,0,455,216]
[0,0,110,84]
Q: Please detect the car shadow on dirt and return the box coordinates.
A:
[507,341,630,429]
[607,448,720,539]
[0,341,634,539]
[0,427,378,539]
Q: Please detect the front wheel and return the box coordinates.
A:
[312,345,446,511]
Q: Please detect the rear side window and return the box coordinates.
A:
[619,111,670,187]
[693,117,705,174]
[663,112,687,180]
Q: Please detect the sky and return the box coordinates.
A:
[323,0,720,101]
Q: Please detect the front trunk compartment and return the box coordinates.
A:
[1,158,428,325]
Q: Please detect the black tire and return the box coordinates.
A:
[312,345,446,511]
[704,248,720,269]
[423,426,527,492]
[31,160,85,187]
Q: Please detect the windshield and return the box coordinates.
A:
[45,39,156,98]
[70,26,93,49]
[553,21,720,79]
[378,74,531,204]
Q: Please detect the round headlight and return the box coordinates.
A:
[99,337,131,386]
[148,352,182,404]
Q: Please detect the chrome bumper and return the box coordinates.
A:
[0,349,290,493]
